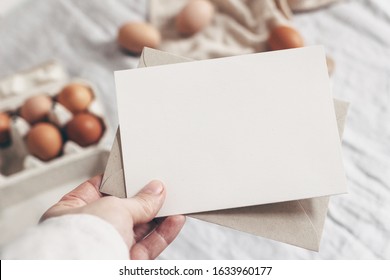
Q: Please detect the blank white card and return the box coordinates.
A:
[115,46,347,217]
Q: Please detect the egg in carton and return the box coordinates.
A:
[0,61,109,210]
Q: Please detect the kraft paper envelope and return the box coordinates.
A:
[101,48,349,250]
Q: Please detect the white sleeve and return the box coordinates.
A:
[0,214,129,259]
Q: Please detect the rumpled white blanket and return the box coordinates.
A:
[0,0,389,259]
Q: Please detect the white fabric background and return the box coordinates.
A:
[0,0,389,259]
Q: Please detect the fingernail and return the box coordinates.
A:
[143,180,164,195]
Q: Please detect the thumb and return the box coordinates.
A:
[127,180,166,225]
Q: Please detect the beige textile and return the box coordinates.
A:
[150,0,341,60]
[150,0,288,60]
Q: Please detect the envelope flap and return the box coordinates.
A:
[191,201,321,250]
[100,129,126,198]
[140,47,192,68]
[297,99,349,243]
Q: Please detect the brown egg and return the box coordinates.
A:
[117,22,161,54]
[57,83,93,114]
[176,0,215,36]
[66,113,103,147]
[0,112,11,145]
[20,94,53,124]
[267,25,304,51]
[26,123,63,161]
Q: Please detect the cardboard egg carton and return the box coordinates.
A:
[0,61,110,209]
